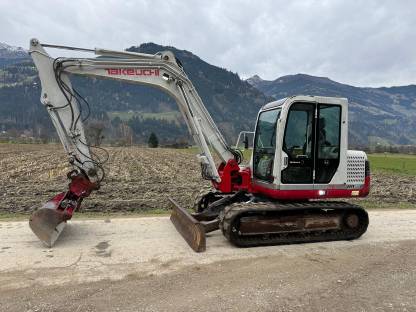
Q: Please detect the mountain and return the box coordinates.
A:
[0,42,270,144]
[245,74,264,86]
[1,40,415,147]
[247,74,416,146]
[0,43,30,67]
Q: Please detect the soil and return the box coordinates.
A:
[365,173,416,204]
[0,144,211,214]
[1,144,415,215]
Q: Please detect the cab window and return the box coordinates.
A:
[253,109,280,182]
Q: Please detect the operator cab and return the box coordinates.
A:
[252,96,348,191]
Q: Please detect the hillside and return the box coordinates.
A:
[1,41,416,147]
[0,42,270,144]
[247,74,416,146]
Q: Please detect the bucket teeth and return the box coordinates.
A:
[29,208,67,247]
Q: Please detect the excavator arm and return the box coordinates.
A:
[28,38,241,247]
[29,38,238,182]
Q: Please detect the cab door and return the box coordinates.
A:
[315,104,342,184]
[281,102,342,186]
[281,102,315,184]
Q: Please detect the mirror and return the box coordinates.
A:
[243,135,249,149]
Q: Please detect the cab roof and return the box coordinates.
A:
[261,95,348,111]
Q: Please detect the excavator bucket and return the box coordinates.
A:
[29,207,67,247]
[169,198,219,252]
[29,172,97,247]
[29,192,69,247]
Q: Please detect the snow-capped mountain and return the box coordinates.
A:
[246,74,264,86]
[0,42,29,66]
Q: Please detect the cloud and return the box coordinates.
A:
[0,0,414,87]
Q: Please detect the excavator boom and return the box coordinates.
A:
[28,38,240,247]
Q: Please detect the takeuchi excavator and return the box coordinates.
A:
[28,39,370,251]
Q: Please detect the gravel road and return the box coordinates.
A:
[1,209,416,311]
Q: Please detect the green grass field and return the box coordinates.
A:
[367,153,416,175]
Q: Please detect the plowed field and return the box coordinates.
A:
[0,143,415,215]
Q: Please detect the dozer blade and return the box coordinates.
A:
[169,198,220,252]
[169,198,206,252]
[29,207,67,248]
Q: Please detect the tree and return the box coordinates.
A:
[87,121,106,146]
[148,132,159,148]
[118,122,134,146]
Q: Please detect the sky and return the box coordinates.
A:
[0,0,414,87]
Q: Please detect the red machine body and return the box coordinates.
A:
[214,159,370,200]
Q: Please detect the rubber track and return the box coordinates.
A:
[220,201,369,248]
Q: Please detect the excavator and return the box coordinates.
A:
[28,39,370,252]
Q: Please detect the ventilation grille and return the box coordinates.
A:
[347,152,366,186]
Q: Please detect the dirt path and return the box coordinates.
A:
[1,210,416,311]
